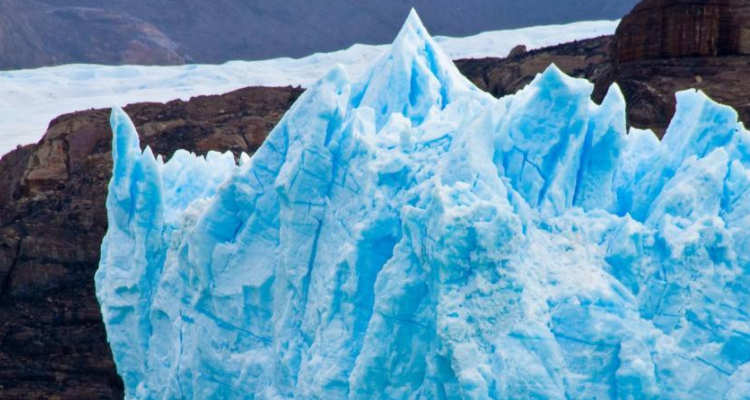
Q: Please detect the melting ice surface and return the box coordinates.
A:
[97,11,750,400]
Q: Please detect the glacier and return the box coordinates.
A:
[97,11,750,400]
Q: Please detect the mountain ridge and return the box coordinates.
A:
[0,0,638,69]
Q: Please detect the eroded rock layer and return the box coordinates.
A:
[602,0,750,134]
[613,0,750,63]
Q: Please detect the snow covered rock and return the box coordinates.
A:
[97,10,750,400]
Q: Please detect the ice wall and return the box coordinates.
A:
[97,10,750,400]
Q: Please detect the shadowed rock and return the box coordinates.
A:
[597,0,750,135]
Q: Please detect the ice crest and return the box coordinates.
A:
[98,11,750,400]
[351,9,490,129]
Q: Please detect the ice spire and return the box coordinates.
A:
[351,9,490,129]
[96,106,166,392]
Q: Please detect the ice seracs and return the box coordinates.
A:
[97,10,750,400]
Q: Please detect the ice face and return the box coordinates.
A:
[97,10,750,400]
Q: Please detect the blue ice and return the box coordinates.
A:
[97,10,750,400]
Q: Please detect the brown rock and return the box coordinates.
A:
[507,44,528,58]
[597,0,750,135]
[455,36,613,98]
[22,140,69,191]
[614,0,750,64]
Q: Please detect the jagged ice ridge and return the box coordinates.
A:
[97,11,750,400]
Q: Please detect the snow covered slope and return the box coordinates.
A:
[0,20,617,157]
[97,11,750,399]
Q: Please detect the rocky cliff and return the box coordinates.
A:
[599,0,750,134]
[614,0,750,62]
[456,36,613,98]
[458,0,750,137]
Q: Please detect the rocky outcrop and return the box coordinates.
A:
[598,0,750,135]
[455,0,750,137]
[597,56,750,135]
[458,6,750,139]
[456,36,613,98]
[0,86,302,399]
[613,0,750,63]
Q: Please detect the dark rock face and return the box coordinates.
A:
[598,56,750,135]
[614,0,750,63]
[0,86,302,399]
[600,0,750,135]
[456,36,613,98]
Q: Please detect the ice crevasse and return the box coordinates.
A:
[97,10,750,400]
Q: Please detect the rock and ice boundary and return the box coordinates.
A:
[97,11,750,400]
